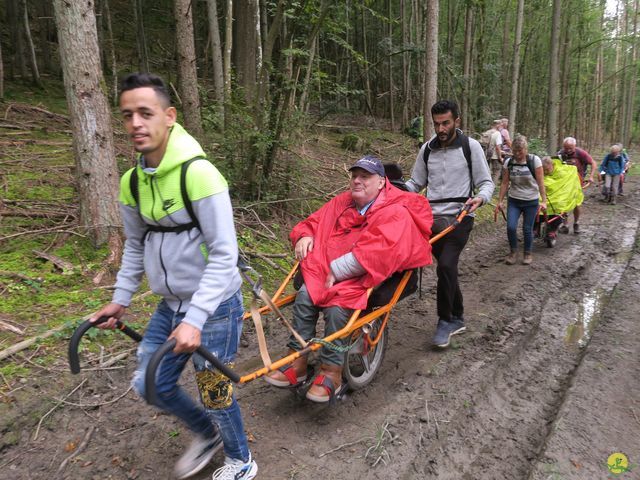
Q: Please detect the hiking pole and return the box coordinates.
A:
[68,318,240,384]
[68,317,142,374]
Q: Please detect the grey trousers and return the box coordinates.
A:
[605,174,621,196]
[287,284,353,366]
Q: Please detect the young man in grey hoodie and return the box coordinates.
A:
[406,100,494,348]
[90,73,257,480]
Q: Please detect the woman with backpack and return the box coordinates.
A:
[494,135,547,265]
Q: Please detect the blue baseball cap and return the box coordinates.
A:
[349,155,385,177]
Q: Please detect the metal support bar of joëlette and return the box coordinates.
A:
[68,317,241,406]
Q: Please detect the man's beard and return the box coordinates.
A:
[438,128,455,143]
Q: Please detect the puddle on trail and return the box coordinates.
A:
[564,289,603,347]
[564,218,637,348]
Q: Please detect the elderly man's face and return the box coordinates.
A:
[350,168,385,209]
[563,141,576,156]
[543,162,554,175]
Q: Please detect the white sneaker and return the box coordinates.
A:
[174,432,223,479]
[212,454,258,480]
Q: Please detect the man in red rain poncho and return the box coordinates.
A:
[265,155,433,402]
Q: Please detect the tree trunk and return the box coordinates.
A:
[388,0,395,130]
[52,0,121,249]
[0,38,4,99]
[296,0,329,112]
[7,0,27,80]
[462,1,474,131]
[623,0,638,145]
[546,0,562,152]
[298,37,317,112]
[423,0,438,140]
[224,0,233,102]
[20,0,42,87]
[508,0,524,138]
[501,0,511,109]
[362,7,372,114]
[133,0,150,72]
[37,1,56,75]
[207,0,225,105]
[174,0,203,136]
[401,0,409,127]
[233,0,259,104]
[103,0,118,105]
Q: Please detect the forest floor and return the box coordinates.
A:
[1,95,639,479]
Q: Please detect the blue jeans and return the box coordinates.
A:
[507,197,539,253]
[131,290,250,462]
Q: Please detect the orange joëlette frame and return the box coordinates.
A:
[238,208,470,385]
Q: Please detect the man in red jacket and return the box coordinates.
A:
[265,156,433,402]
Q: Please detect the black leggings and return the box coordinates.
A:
[430,216,474,321]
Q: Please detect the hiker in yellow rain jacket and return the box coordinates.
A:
[542,156,584,215]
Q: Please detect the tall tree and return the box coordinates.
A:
[0,37,4,99]
[461,1,474,130]
[133,0,150,72]
[622,0,638,145]
[508,0,524,139]
[233,0,259,104]
[19,0,41,87]
[52,0,121,250]
[423,0,439,140]
[7,0,27,80]
[547,0,562,152]
[224,0,233,102]
[401,0,409,127]
[388,0,395,130]
[174,0,203,136]
[207,0,224,104]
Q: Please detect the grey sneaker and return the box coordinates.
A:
[212,454,258,480]
[433,318,466,348]
[174,432,223,479]
[573,223,581,234]
[559,224,569,234]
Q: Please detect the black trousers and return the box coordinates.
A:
[430,216,474,321]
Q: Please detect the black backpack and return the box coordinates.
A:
[129,157,203,235]
[506,154,536,177]
[422,132,474,203]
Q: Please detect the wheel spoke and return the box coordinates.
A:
[360,351,372,372]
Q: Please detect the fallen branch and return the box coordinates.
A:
[33,249,75,274]
[54,385,133,409]
[33,379,87,440]
[0,270,38,283]
[244,251,289,273]
[0,320,24,335]
[0,324,66,362]
[0,226,84,242]
[0,288,151,362]
[56,425,95,476]
[318,436,371,458]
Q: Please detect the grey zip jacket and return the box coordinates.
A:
[406,130,495,215]
[112,123,242,331]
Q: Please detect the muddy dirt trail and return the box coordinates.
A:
[2,177,639,480]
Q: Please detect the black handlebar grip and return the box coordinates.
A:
[68,317,143,374]
[144,339,241,405]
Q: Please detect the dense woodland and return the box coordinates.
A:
[0,0,638,248]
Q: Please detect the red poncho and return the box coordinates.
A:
[290,181,433,310]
